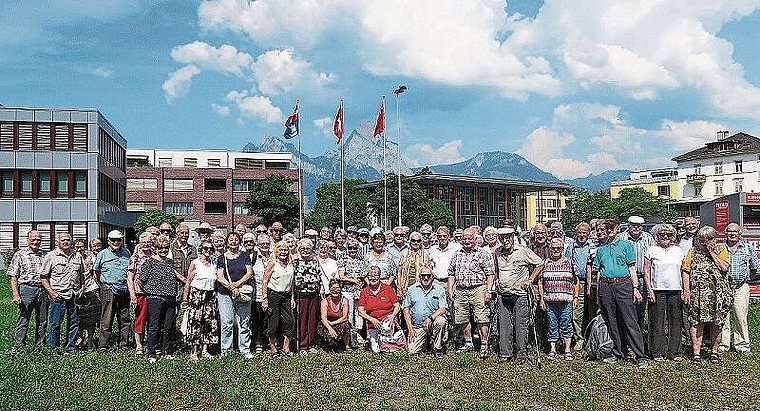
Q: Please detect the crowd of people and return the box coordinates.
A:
[6,215,757,367]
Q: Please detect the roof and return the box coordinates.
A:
[672,132,760,162]
[355,173,572,192]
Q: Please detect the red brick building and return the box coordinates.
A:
[126,149,299,230]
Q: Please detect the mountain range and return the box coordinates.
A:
[242,122,630,206]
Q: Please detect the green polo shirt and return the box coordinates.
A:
[593,239,635,279]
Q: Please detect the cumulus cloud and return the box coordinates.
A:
[253,49,313,95]
[92,66,113,78]
[517,127,591,178]
[225,90,282,123]
[656,120,728,151]
[162,65,201,103]
[211,103,230,116]
[405,140,465,168]
[170,41,253,77]
[313,117,333,132]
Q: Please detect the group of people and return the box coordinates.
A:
[6,215,756,368]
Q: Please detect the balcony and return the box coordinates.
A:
[686,173,706,184]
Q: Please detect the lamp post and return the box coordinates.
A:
[393,84,407,227]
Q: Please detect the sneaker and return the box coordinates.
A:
[602,356,618,364]
[244,352,255,360]
[163,354,176,360]
[709,353,720,364]
[135,347,144,356]
[254,345,264,354]
[479,347,489,359]
[637,358,649,369]
[564,352,573,361]
[456,344,474,354]
[299,350,308,356]
[190,353,199,362]
[653,356,666,362]
[434,349,444,358]
[547,351,557,361]
[514,357,526,365]
[672,355,685,362]
[691,354,702,364]
[148,357,157,364]
[309,347,318,353]
[737,349,751,356]
[201,350,215,359]
[498,356,511,363]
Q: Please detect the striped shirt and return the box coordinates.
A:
[447,247,495,288]
[726,241,759,284]
[617,231,655,274]
[540,257,577,303]
[6,248,45,285]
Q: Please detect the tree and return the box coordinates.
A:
[306,179,372,229]
[134,209,182,234]
[561,187,677,228]
[245,174,300,231]
[367,173,454,230]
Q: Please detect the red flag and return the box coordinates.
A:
[333,101,344,144]
[373,98,385,137]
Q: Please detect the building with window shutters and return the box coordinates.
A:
[0,106,130,253]
[126,149,298,231]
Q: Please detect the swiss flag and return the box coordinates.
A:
[333,101,344,144]
[373,99,385,137]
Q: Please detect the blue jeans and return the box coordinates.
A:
[217,293,252,354]
[48,296,79,352]
[545,301,573,342]
[15,284,49,345]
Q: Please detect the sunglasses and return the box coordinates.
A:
[410,239,422,243]
[256,230,267,234]
[108,238,122,242]
[244,240,255,244]
[549,246,563,250]
[201,246,214,252]
[160,229,172,233]
[347,246,358,250]
[157,246,170,250]
[419,274,432,279]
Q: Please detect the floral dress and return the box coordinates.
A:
[682,245,734,326]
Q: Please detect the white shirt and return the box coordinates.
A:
[189,258,217,291]
[318,256,339,294]
[645,245,684,291]
[429,242,462,281]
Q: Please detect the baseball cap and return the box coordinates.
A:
[107,230,123,239]
[628,216,645,225]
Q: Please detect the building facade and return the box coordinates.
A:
[0,107,129,252]
[126,149,298,230]
[610,168,679,200]
[526,190,569,228]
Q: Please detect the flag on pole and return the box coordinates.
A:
[373,98,385,137]
[333,100,344,144]
[283,101,299,139]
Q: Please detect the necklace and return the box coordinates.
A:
[328,296,342,312]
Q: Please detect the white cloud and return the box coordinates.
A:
[225,90,282,123]
[313,117,333,132]
[162,64,201,103]
[656,119,728,151]
[211,103,230,116]
[170,41,253,77]
[252,49,313,95]
[517,126,593,178]
[92,66,113,78]
[405,140,465,168]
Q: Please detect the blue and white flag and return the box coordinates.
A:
[283,101,299,139]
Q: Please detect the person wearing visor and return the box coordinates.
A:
[94,230,132,351]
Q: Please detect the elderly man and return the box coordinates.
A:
[159,222,173,238]
[194,222,213,248]
[269,222,285,243]
[419,224,434,249]
[720,222,758,355]
[7,230,48,345]
[356,228,371,258]
[41,232,85,353]
[593,219,648,367]
[566,222,595,349]
[447,227,495,359]
[387,226,409,264]
[679,217,699,251]
[397,231,432,299]
[170,224,197,302]
[404,267,448,356]
[94,230,132,351]
[429,226,461,286]
[618,215,655,343]
[494,226,544,363]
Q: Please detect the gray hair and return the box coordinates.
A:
[298,238,314,249]
[549,237,564,248]
[697,225,718,240]
[651,223,676,239]
[345,238,359,248]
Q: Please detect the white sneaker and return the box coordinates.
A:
[244,352,255,359]
[148,357,157,364]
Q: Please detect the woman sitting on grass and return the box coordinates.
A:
[317,278,350,351]
[538,238,579,361]
[182,240,219,361]
[139,235,178,363]
[682,225,732,364]
[358,265,401,353]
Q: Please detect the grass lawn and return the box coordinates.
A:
[1,274,758,411]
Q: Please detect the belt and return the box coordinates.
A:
[434,278,448,283]
[20,282,42,287]
[600,275,631,284]
[456,284,485,290]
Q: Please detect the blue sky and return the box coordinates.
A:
[2,0,760,179]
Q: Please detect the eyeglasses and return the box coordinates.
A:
[419,274,432,279]
[108,238,122,242]
[160,229,172,233]
[255,230,267,234]
[436,234,448,238]
[394,233,405,237]
[725,230,739,234]
[410,239,422,243]
[659,233,675,239]
[244,240,255,244]
[299,248,313,252]
[347,246,358,250]
[549,246,563,250]
[201,246,214,252]
[157,246,170,250]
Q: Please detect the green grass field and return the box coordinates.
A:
[1,274,758,411]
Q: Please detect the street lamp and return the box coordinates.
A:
[393,84,407,227]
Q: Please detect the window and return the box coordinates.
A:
[204,178,226,191]
[127,202,158,212]
[38,172,50,197]
[207,158,221,167]
[74,171,87,198]
[715,180,724,196]
[204,202,226,214]
[36,124,51,151]
[657,185,670,197]
[57,172,69,198]
[164,202,193,215]
[735,160,743,173]
[265,160,289,170]
[20,171,32,197]
[714,161,723,175]
[1,171,13,197]
[164,179,193,192]
[184,157,197,168]
[233,179,254,192]
[233,202,249,215]
[694,164,702,175]
[158,158,172,167]
[235,158,263,169]
[0,122,13,150]
[734,179,743,193]
[18,123,33,150]
[126,178,158,191]
[72,124,88,151]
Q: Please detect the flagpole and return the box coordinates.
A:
[298,131,304,236]
[340,100,346,231]
[381,96,387,231]
[394,85,406,227]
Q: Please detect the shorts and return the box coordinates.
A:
[454,284,490,325]
[133,294,148,334]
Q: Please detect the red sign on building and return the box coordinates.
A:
[746,193,760,204]
[714,201,729,234]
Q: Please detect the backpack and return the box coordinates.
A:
[584,314,614,360]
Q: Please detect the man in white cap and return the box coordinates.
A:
[94,230,132,351]
[193,222,213,248]
[617,215,655,343]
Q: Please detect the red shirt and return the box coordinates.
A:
[358,283,398,328]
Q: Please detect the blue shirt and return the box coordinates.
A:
[593,239,635,279]
[93,247,131,285]
[403,282,448,327]
[726,241,759,284]
[565,240,592,280]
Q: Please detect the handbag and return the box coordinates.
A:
[378,317,407,352]
[225,256,253,303]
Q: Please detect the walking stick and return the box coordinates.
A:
[527,288,543,370]
[294,287,300,353]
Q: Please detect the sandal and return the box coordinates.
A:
[691,354,701,363]
[709,352,720,364]
[547,351,557,361]
[564,352,573,361]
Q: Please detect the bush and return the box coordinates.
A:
[2,248,18,268]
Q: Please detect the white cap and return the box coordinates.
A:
[628,216,645,225]
[107,230,123,239]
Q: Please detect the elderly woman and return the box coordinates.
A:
[365,232,398,288]
[682,225,732,363]
[482,226,500,254]
[210,230,226,265]
[294,238,325,354]
[283,233,300,260]
[317,278,350,350]
[250,233,272,353]
[76,238,101,350]
[182,240,219,361]
[215,232,254,359]
[538,237,579,361]
[644,223,685,361]
[333,228,348,260]
[317,240,339,296]
[338,238,366,348]
[397,231,431,299]
[358,265,401,353]
[127,231,154,356]
[139,235,178,363]
[262,240,296,356]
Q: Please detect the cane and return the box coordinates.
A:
[527,288,543,370]
[294,287,300,353]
